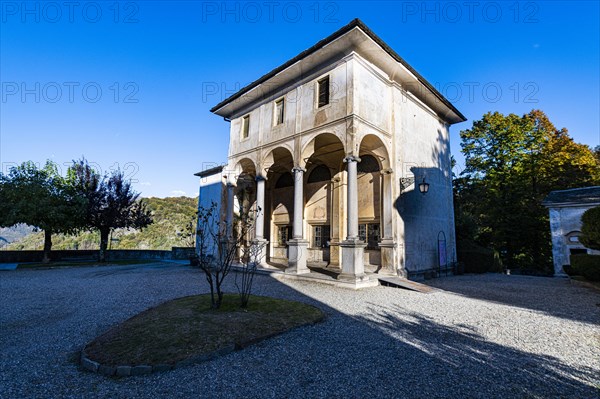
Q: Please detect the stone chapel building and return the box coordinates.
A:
[197,19,466,287]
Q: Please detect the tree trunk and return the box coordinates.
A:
[99,229,110,262]
[42,230,52,264]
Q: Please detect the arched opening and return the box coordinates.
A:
[263,147,295,266]
[358,134,392,271]
[302,133,346,266]
[232,158,258,256]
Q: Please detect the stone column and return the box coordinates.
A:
[328,176,341,268]
[286,166,309,274]
[346,156,360,240]
[292,166,305,239]
[251,175,268,265]
[225,182,235,239]
[339,156,367,283]
[255,175,266,239]
[378,168,397,275]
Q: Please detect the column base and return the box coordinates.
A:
[339,239,367,282]
[285,239,310,274]
[250,238,269,266]
[328,240,340,267]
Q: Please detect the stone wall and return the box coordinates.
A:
[0,248,195,263]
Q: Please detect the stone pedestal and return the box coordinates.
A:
[250,238,269,266]
[286,239,310,274]
[378,239,397,275]
[338,239,368,282]
[328,240,340,268]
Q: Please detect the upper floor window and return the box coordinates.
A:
[317,76,329,107]
[275,98,284,125]
[241,115,250,139]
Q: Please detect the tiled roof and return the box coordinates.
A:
[194,165,224,178]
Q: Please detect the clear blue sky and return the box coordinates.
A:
[1,1,598,197]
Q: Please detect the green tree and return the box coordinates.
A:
[68,159,153,261]
[579,206,600,250]
[457,110,600,272]
[0,161,85,262]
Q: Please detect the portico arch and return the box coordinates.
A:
[262,147,295,265]
[300,133,346,169]
[300,133,346,266]
[358,134,395,274]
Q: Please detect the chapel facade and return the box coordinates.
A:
[198,19,466,286]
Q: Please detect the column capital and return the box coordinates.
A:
[344,155,361,163]
[223,173,237,187]
[292,166,306,173]
[255,174,267,182]
[331,176,341,183]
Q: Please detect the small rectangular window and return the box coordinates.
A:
[242,115,250,139]
[358,224,367,242]
[317,76,329,107]
[367,224,380,249]
[275,99,284,125]
[313,225,330,248]
[278,226,291,246]
[359,223,380,249]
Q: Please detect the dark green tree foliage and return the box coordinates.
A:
[68,159,153,261]
[0,161,85,262]
[456,110,600,273]
[579,206,600,251]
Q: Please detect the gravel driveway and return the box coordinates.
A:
[1,263,598,398]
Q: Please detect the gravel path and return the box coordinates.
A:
[1,264,598,398]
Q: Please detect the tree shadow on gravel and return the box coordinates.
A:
[350,302,599,398]
[1,265,598,399]
[425,274,600,325]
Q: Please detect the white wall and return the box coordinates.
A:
[549,205,600,276]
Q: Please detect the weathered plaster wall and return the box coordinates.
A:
[548,205,600,276]
[354,59,391,133]
[393,87,457,276]
[197,172,224,251]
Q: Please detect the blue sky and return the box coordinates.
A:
[1,1,598,197]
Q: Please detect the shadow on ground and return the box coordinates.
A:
[426,273,600,325]
[0,263,598,398]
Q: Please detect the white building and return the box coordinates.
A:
[543,186,600,276]
[198,19,466,287]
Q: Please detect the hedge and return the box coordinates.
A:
[570,254,600,281]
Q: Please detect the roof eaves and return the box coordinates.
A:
[210,18,466,122]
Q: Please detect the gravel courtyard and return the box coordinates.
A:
[0,263,598,399]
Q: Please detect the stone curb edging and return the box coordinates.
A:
[79,344,236,377]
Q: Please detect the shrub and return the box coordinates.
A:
[580,206,600,250]
[562,264,574,276]
[457,240,495,273]
[570,254,600,281]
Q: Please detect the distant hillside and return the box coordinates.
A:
[6,197,198,251]
[0,224,35,248]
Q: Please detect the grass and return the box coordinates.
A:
[17,259,157,269]
[570,275,600,291]
[84,294,325,366]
